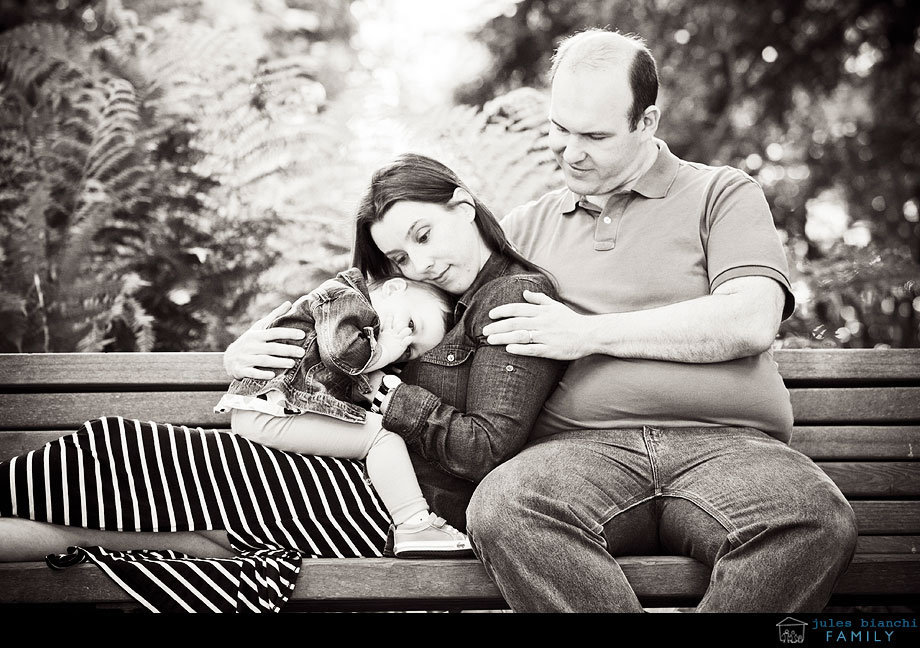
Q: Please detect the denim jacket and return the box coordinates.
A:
[381,254,567,527]
[216,267,377,423]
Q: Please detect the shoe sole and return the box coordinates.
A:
[393,540,474,556]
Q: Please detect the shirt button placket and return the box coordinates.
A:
[594,197,625,252]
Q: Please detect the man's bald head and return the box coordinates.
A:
[550,29,659,131]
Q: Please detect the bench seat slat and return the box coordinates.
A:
[851,501,920,534]
[1,440,917,499]
[4,427,918,461]
[856,535,920,554]
[790,426,920,460]
[815,462,920,497]
[790,387,920,423]
[0,393,231,430]
[1,553,917,608]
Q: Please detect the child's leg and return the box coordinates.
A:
[363,429,428,526]
[231,409,472,556]
[232,408,381,458]
[231,409,427,523]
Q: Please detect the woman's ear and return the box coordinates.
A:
[449,187,476,223]
[381,276,408,297]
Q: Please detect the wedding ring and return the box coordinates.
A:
[527,330,534,344]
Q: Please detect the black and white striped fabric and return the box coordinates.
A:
[0,416,391,612]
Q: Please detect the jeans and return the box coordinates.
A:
[466,426,858,612]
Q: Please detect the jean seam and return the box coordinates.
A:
[660,490,743,547]
[641,426,662,496]
[596,494,656,538]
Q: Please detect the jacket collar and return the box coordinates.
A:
[456,252,511,319]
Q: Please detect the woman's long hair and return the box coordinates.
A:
[352,153,547,285]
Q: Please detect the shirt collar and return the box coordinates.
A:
[632,138,680,199]
[455,252,511,319]
[560,138,680,213]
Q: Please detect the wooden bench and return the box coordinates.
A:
[1,350,918,611]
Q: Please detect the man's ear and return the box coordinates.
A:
[380,276,408,296]
[639,105,660,138]
[449,187,476,223]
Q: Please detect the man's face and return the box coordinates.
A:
[548,62,651,197]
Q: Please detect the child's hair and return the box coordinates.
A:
[368,277,455,335]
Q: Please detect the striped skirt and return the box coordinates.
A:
[0,416,391,612]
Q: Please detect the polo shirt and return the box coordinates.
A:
[500,139,796,442]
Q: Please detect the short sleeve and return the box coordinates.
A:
[703,171,795,319]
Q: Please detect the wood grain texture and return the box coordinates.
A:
[855,535,920,554]
[1,349,918,387]
[851,501,920,534]
[0,392,231,429]
[4,426,919,462]
[816,462,920,496]
[790,426,920,459]
[790,387,920,423]
[0,353,228,387]
[1,553,916,608]
[1,349,919,609]
[774,349,920,381]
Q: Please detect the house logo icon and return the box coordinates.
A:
[777,617,807,644]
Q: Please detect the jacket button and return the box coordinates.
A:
[447,353,455,361]
[505,364,514,372]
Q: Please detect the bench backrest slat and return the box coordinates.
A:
[0,393,230,430]
[2,350,919,387]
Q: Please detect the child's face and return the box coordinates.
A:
[372,284,448,361]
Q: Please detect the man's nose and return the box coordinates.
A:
[561,135,585,164]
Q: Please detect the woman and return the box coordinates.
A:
[226,153,566,529]
[0,153,564,610]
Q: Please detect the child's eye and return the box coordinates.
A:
[407,319,415,331]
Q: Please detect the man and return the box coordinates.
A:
[470,28,857,612]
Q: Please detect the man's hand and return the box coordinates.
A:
[223,301,307,380]
[482,290,593,360]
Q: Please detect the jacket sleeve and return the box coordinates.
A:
[313,288,378,376]
[381,274,566,482]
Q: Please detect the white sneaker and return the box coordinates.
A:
[392,513,473,558]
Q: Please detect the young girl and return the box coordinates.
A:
[215,267,471,557]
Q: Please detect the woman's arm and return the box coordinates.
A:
[381,275,566,483]
[223,301,307,380]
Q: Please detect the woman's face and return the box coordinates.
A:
[369,200,488,296]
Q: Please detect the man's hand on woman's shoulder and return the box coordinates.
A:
[223,301,307,380]
[482,290,595,360]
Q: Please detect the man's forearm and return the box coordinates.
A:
[580,288,782,363]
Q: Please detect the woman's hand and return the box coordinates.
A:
[223,301,307,380]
